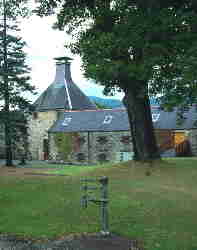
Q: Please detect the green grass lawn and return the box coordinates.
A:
[0,158,197,250]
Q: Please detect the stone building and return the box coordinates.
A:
[28,57,97,161]
[28,56,133,163]
[28,57,197,163]
[49,109,133,163]
[49,106,197,162]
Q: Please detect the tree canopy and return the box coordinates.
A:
[36,0,197,161]
[37,0,197,107]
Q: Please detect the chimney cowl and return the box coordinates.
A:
[54,56,73,64]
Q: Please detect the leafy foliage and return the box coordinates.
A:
[54,132,78,161]
[36,0,197,108]
[0,0,29,19]
[35,0,197,160]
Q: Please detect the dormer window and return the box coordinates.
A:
[62,117,72,126]
[103,115,113,124]
[152,113,160,122]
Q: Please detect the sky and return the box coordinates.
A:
[19,14,124,102]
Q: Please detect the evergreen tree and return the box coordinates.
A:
[36,0,197,162]
[0,0,36,166]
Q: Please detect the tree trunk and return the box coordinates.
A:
[5,122,13,166]
[123,96,139,160]
[3,0,13,167]
[124,86,160,161]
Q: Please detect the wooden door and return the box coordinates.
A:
[43,139,49,160]
[174,132,186,146]
[155,129,174,152]
[174,132,191,156]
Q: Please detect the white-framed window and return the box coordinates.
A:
[103,115,113,124]
[62,117,72,126]
[152,113,160,122]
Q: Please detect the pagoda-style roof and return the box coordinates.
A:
[33,57,97,111]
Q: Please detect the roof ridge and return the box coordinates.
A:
[63,108,126,112]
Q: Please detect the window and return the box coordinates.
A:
[152,113,160,122]
[33,112,38,120]
[57,111,63,120]
[103,115,113,124]
[77,153,86,161]
[120,136,132,144]
[77,136,86,146]
[97,153,107,162]
[62,117,72,126]
[97,136,108,145]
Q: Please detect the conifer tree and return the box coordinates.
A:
[0,0,36,166]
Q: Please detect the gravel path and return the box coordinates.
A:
[0,234,142,250]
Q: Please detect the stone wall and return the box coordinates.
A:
[49,131,133,164]
[28,111,58,160]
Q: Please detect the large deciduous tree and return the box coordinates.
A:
[36,0,197,161]
[0,0,36,166]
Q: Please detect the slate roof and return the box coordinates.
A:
[152,106,197,130]
[49,106,197,133]
[49,109,129,133]
[33,58,97,111]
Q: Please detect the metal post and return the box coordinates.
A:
[80,177,110,235]
[87,131,90,164]
[99,176,109,235]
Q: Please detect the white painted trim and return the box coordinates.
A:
[65,79,73,110]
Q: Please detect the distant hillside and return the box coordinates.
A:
[88,96,124,109]
[89,96,159,109]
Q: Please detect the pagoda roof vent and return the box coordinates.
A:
[33,57,97,111]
